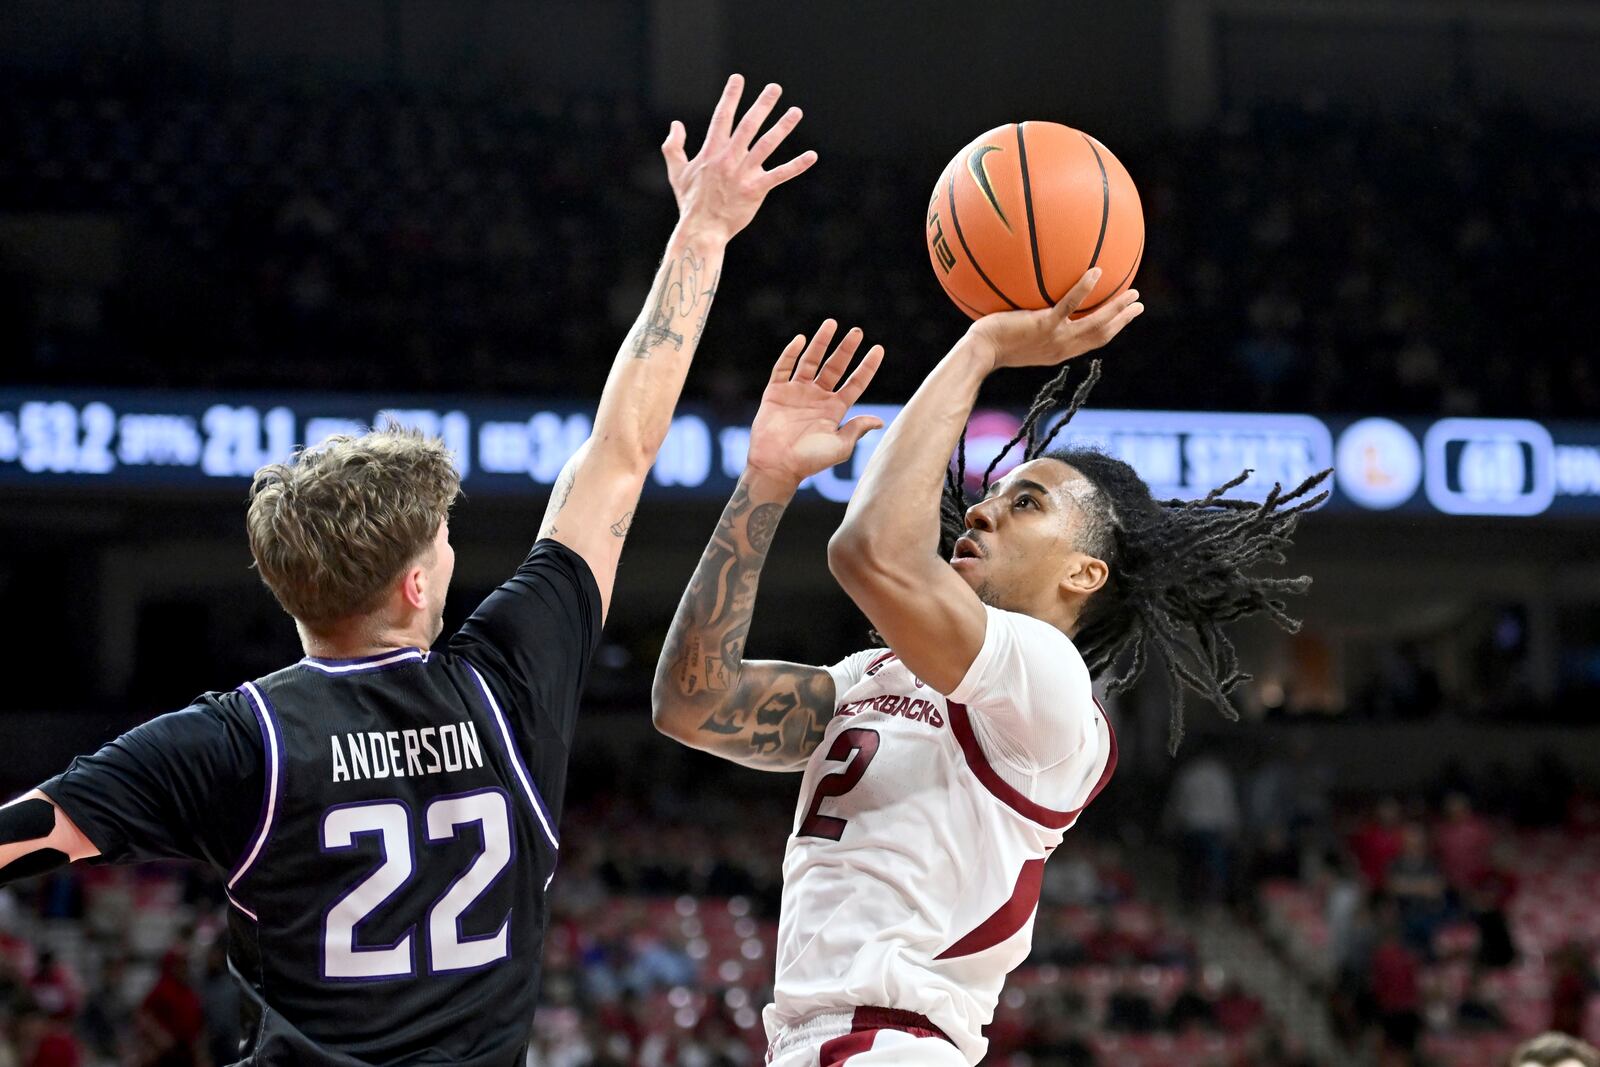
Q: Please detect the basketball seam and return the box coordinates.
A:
[1073,231,1143,314]
[947,163,1021,311]
[1015,122,1052,305]
[1081,134,1110,270]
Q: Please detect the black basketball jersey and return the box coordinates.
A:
[41,541,601,1066]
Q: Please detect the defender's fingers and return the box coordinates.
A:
[730,82,783,151]
[1054,267,1103,317]
[701,73,745,152]
[815,327,865,390]
[837,344,885,406]
[759,150,819,189]
[748,106,802,167]
[661,121,688,175]
[771,334,807,382]
[794,319,838,380]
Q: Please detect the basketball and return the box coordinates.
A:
[925,121,1144,320]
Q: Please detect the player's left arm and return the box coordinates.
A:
[828,270,1142,693]
[0,791,98,887]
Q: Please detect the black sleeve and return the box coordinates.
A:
[448,539,603,747]
[37,695,265,869]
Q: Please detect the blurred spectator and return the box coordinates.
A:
[1510,1032,1600,1067]
[1468,849,1519,969]
[1386,823,1449,953]
[1349,798,1405,888]
[77,956,134,1061]
[1435,792,1494,892]
[1548,943,1597,1037]
[1214,980,1266,1036]
[12,999,80,1067]
[1324,852,1372,984]
[22,955,77,1022]
[1369,902,1422,1065]
[1164,747,1241,906]
[131,948,202,1067]
[2,86,1593,421]
[199,941,241,1067]
[620,925,696,995]
[1084,907,1147,966]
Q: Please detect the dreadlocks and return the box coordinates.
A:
[940,359,1331,754]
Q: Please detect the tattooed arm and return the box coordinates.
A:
[653,322,885,770]
[537,74,816,620]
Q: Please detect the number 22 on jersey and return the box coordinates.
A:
[321,788,512,980]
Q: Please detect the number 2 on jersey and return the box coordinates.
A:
[797,728,880,840]
[322,789,512,980]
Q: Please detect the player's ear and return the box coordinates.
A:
[400,564,428,612]
[1061,553,1108,597]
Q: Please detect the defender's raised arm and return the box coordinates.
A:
[539,74,817,620]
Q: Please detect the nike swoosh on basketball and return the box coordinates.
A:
[966,144,1013,232]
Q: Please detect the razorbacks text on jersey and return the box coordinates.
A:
[764,604,1117,1066]
[39,541,600,1066]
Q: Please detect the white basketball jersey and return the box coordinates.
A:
[764,606,1117,1065]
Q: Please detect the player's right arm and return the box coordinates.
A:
[652,323,884,771]
[535,74,816,623]
[0,791,98,887]
[2,698,261,887]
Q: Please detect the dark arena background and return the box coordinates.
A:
[3,2,1600,1066]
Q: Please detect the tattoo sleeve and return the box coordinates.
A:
[652,474,835,771]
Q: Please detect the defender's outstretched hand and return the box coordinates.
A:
[967,267,1144,372]
[662,74,818,244]
[747,321,885,489]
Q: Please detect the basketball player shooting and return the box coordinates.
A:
[0,74,814,1066]
[653,271,1330,1066]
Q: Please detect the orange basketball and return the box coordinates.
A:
[925,121,1144,320]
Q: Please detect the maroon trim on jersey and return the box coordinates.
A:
[816,1008,952,1064]
[818,1029,877,1066]
[863,651,897,676]
[934,856,1046,960]
[947,699,1118,829]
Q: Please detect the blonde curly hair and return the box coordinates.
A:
[246,422,459,628]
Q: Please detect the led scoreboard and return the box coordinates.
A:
[1,389,1597,518]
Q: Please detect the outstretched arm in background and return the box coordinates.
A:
[538,74,817,621]
[0,790,97,887]
[828,270,1143,693]
[653,322,884,770]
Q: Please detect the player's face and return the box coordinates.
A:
[951,458,1103,616]
[423,519,455,642]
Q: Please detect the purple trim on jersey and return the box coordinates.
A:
[318,798,419,983]
[461,661,559,853]
[947,699,1117,830]
[424,786,515,977]
[228,682,284,904]
[298,648,430,675]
